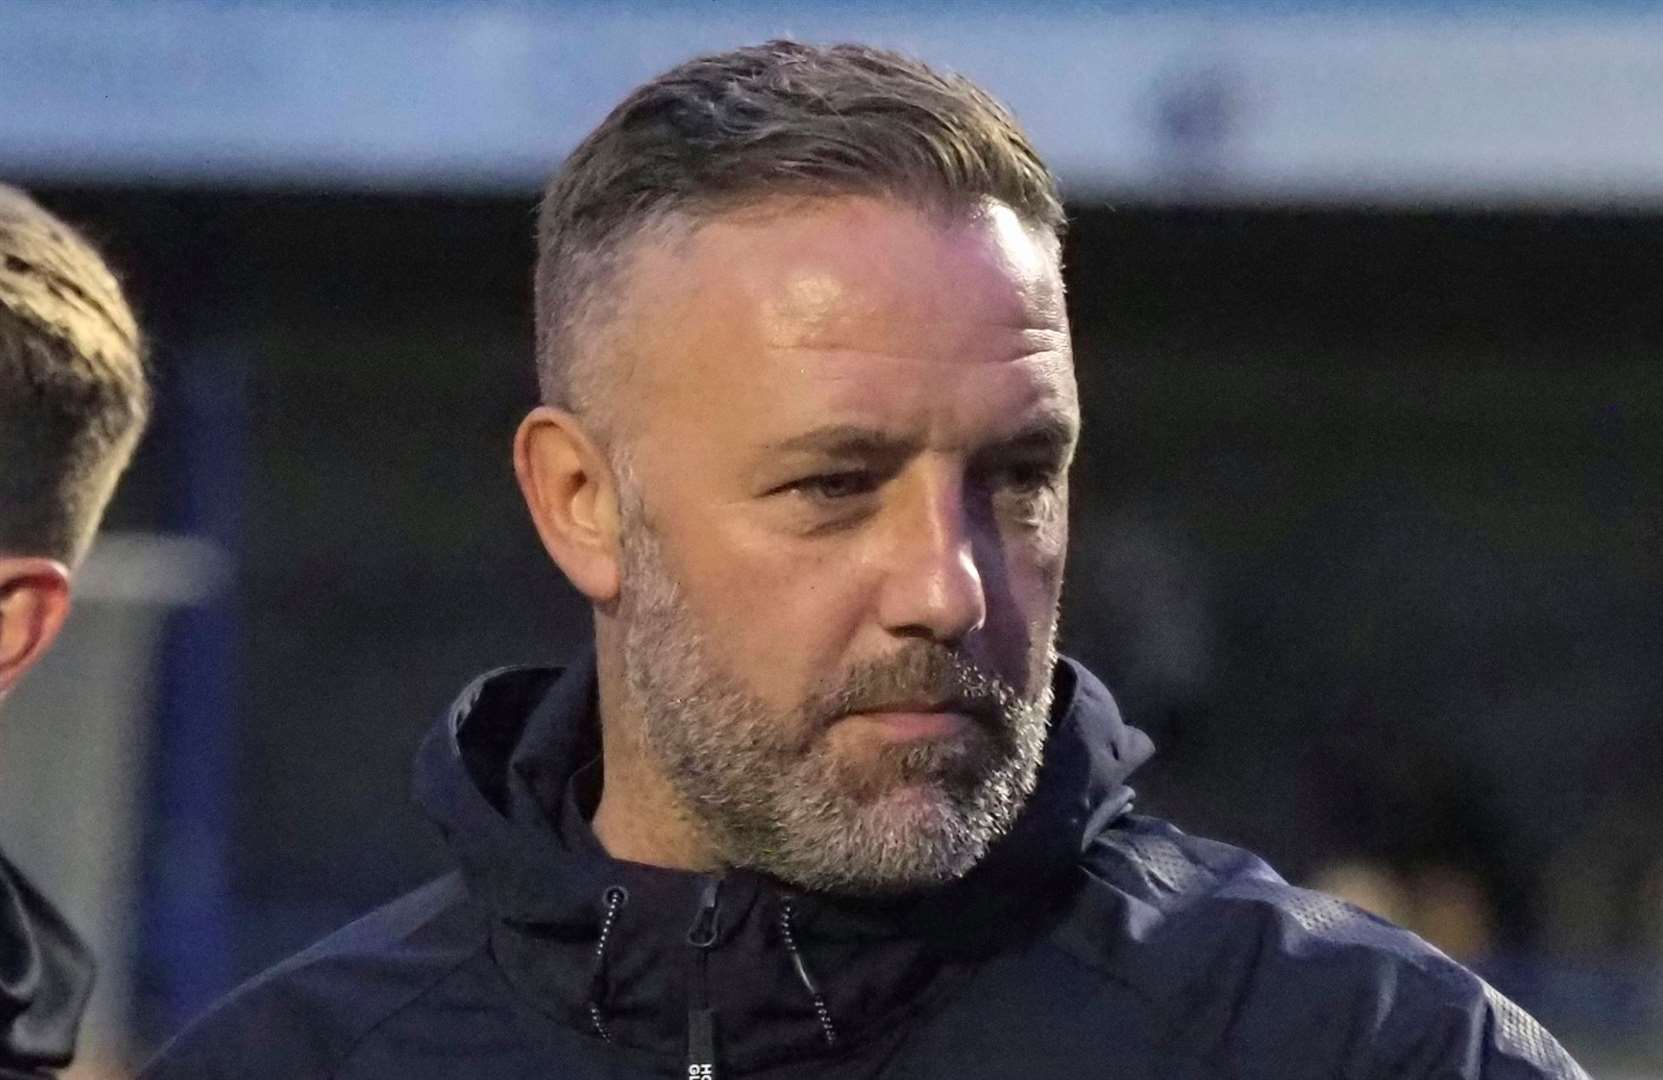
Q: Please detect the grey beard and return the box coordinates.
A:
[616,517,1055,895]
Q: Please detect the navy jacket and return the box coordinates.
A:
[143,656,1589,1079]
[1,850,92,1079]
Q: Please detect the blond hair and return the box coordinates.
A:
[0,186,148,564]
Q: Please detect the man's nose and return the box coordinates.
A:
[875,476,988,645]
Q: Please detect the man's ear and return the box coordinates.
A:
[514,406,623,604]
[0,558,72,695]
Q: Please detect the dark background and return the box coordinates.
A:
[39,187,1663,1062]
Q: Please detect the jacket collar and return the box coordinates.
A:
[1,851,92,1072]
[414,651,1152,1069]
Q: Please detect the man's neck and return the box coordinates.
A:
[589,744,723,873]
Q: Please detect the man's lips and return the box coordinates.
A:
[840,707,973,741]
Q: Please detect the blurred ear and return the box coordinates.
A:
[514,406,623,604]
[0,558,72,695]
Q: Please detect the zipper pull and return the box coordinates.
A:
[687,876,722,947]
[687,1007,717,1078]
[687,877,722,1077]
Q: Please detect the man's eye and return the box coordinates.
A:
[998,462,1058,495]
[791,471,879,501]
[990,463,1064,525]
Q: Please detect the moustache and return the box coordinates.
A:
[808,647,1025,728]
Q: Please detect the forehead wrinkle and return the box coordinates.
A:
[758,341,1076,413]
[764,328,1070,361]
[759,276,1061,348]
[618,198,1073,453]
[752,356,1076,456]
[763,270,850,335]
[743,216,1063,349]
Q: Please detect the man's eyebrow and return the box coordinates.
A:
[760,414,1079,459]
[996,411,1079,454]
[760,425,920,458]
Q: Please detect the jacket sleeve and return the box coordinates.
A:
[1362,964,1592,1080]
[137,985,340,1080]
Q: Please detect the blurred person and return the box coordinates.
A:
[145,42,1587,1079]
[1309,859,1498,964]
[0,186,148,1076]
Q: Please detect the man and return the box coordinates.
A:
[144,42,1588,1078]
[1,186,149,1076]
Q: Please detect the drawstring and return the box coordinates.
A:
[587,885,628,1042]
[586,886,838,1054]
[777,898,838,1047]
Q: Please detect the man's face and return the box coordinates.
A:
[609,196,1078,893]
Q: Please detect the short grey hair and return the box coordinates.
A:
[533,40,1065,426]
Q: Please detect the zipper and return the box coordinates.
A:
[685,876,722,1078]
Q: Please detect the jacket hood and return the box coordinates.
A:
[413,652,1152,1071]
[1,851,92,1073]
